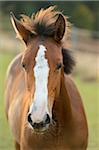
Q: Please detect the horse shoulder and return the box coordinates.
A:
[64,74,88,148]
[5,53,23,114]
[5,53,25,143]
[64,74,86,118]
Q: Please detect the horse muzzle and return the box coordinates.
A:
[27,113,51,133]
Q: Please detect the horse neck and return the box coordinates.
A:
[53,69,73,126]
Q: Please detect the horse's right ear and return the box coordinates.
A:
[10,12,31,44]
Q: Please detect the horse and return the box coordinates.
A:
[5,6,88,150]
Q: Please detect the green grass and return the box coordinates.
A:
[0,52,98,150]
[74,76,99,150]
[75,77,99,150]
[0,52,14,150]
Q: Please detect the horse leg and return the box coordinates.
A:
[14,141,20,150]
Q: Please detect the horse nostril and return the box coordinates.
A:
[32,123,38,129]
[28,113,32,124]
[45,114,50,124]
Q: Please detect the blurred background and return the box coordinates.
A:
[0,1,99,150]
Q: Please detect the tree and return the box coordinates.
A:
[72,4,94,30]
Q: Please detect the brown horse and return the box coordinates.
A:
[5,6,88,150]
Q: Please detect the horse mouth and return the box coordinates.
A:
[28,123,50,134]
[28,119,56,134]
[33,127,48,134]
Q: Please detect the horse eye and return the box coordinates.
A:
[22,63,26,70]
[56,63,62,70]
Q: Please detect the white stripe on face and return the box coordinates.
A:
[29,45,50,123]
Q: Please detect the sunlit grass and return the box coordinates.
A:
[74,76,99,150]
[0,52,98,150]
[0,52,14,150]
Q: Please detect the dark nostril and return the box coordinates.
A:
[33,123,38,129]
[28,113,32,124]
[45,114,50,124]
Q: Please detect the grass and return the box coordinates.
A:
[74,76,99,150]
[0,52,14,150]
[0,52,98,150]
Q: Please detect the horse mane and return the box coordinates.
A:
[62,48,75,74]
[20,6,75,74]
[20,6,70,41]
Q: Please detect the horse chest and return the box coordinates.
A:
[21,125,78,150]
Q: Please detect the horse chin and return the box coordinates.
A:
[33,128,48,135]
[29,124,50,135]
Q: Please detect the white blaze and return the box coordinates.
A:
[29,45,50,123]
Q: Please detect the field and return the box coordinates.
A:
[0,51,98,150]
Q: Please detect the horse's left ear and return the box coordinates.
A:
[54,14,66,42]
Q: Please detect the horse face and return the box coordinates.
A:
[10,10,65,133]
[21,38,63,132]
